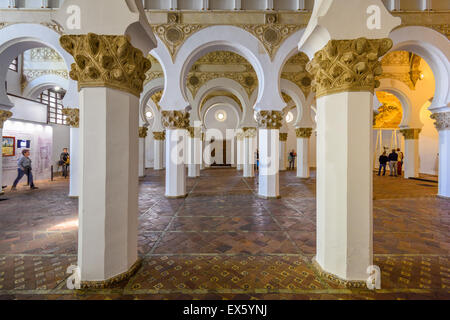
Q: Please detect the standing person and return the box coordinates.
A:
[289,150,296,170]
[11,149,39,191]
[388,149,398,177]
[397,148,404,177]
[255,150,260,171]
[60,148,70,178]
[378,151,389,176]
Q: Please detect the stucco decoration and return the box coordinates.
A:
[60,33,152,97]
[279,133,288,141]
[153,131,166,140]
[256,111,283,129]
[138,126,148,138]
[162,111,190,129]
[242,127,257,138]
[62,108,79,128]
[431,112,450,131]
[281,52,312,97]
[379,51,423,90]
[0,110,13,129]
[187,127,202,139]
[306,38,393,98]
[400,128,421,140]
[296,127,313,138]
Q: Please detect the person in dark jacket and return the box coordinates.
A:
[388,149,399,176]
[378,151,389,176]
[60,148,70,178]
[11,149,38,191]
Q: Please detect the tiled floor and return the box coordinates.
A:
[0,169,448,300]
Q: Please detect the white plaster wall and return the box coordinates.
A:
[419,102,439,175]
[6,59,22,96]
[51,123,70,166]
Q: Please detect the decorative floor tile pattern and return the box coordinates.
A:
[0,171,448,300]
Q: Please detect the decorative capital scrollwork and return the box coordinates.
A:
[139,127,148,138]
[242,127,257,138]
[306,38,393,98]
[153,131,166,140]
[59,33,151,97]
[256,111,283,129]
[430,112,450,131]
[162,111,190,130]
[296,128,313,139]
[400,128,421,140]
[279,133,288,142]
[0,110,13,129]
[62,108,79,128]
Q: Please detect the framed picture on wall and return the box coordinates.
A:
[2,136,15,157]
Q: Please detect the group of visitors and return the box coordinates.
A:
[378,148,404,177]
[10,148,70,191]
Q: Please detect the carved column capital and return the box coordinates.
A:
[62,108,79,128]
[256,111,283,129]
[400,128,421,140]
[242,127,257,138]
[431,112,450,131]
[236,131,245,141]
[139,126,148,138]
[306,38,393,98]
[153,131,166,140]
[59,33,151,97]
[296,127,313,139]
[161,111,190,130]
[187,127,202,139]
[279,133,288,142]
[0,110,13,129]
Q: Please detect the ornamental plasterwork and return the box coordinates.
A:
[378,51,423,90]
[150,91,163,110]
[200,91,243,115]
[61,108,79,128]
[0,110,13,129]
[242,127,257,138]
[296,128,313,139]
[256,111,283,129]
[139,126,148,138]
[30,48,64,62]
[153,131,166,140]
[279,133,288,142]
[281,52,312,97]
[59,33,151,97]
[400,128,421,140]
[307,38,393,98]
[161,110,190,130]
[430,112,450,131]
[374,91,403,129]
[21,69,69,91]
[187,126,202,139]
[188,71,257,98]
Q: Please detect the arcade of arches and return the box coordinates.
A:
[0,0,448,300]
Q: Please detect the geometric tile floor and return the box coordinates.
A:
[0,169,448,300]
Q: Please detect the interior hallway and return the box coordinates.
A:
[0,169,448,300]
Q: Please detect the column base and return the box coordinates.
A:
[258,195,281,200]
[311,257,367,289]
[165,194,188,199]
[80,258,142,289]
[68,195,79,199]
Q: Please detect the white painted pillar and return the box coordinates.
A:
[200,134,205,170]
[431,111,450,198]
[162,111,189,198]
[187,127,200,178]
[259,129,280,198]
[279,133,287,171]
[236,132,244,171]
[296,128,312,178]
[297,0,305,10]
[69,127,80,197]
[243,128,256,178]
[400,128,421,179]
[153,132,165,170]
[78,86,140,283]
[138,127,148,178]
[233,0,242,10]
[0,111,12,195]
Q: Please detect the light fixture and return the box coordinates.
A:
[286,112,294,123]
[215,110,227,122]
[146,110,153,119]
[54,86,61,91]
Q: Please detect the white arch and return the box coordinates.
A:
[190,78,250,124]
[23,75,69,99]
[280,79,315,128]
[140,77,164,128]
[389,26,450,113]
[0,23,78,109]
[201,96,243,129]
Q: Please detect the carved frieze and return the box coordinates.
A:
[59,33,151,97]
[256,111,283,130]
[306,38,393,98]
[162,111,190,130]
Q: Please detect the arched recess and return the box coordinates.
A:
[280,79,315,128]
[140,77,164,129]
[0,23,78,109]
[23,74,69,99]
[389,26,450,112]
[191,78,250,124]
[201,96,243,129]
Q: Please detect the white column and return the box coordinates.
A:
[243,128,256,178]
[431,111,450,198]
[165,129,187,197]
[233,0,241,10]
[0,111,12,196]
[200,134,205,170]
[153,132,165,170]
[187,127,200,178]
[279,133,287,171]
[296,128,312,178]
[69,127,80,197]
[78,87,140,283]
[400,128,421,179]
[297,0,305,10]
[138,127,147,178]
[259,129,280,198]
[236,132,244,171]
